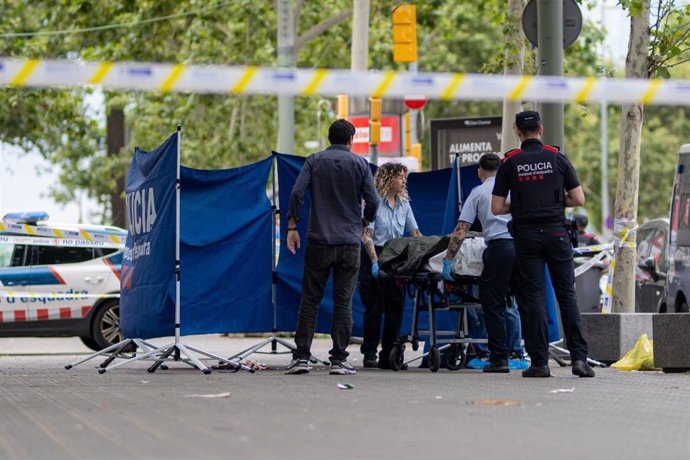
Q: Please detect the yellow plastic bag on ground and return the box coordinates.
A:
[611,333,656,371]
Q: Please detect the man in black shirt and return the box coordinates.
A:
[285,119,379,376]
[491,111,595,378]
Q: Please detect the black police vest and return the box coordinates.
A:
[504,145,567,226]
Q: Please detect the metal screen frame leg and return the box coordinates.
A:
[65,338,158,370]
[549,340,607,368]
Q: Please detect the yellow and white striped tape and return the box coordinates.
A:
[601,222,638,314]
[0,234,124,249]
[0,221,126,246]
[2,58,690,105]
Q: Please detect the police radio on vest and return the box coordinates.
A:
[126,187,157,236]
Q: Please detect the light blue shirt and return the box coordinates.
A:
[369,196,419,246]
[459,176,511,242]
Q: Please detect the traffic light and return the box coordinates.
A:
[392,4,417,63]
[369,97,381,146]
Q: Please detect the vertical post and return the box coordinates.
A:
[404,111,411,156]
[351,0,370,115]
[369,96,381,165]
[175,125,182,346]
[276,0,295,154]
[537,0,564,149]
[601,101,610,240]
[408,61,419,145]
[337,94,349,119]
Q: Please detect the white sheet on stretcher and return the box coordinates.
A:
[425,237,486,277]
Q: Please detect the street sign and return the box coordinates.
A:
[349,115,401,156]
[521,0,582,49]
[404,95,427,110]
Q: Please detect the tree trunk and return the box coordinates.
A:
[107,106,126,228]
[611,1,650,313]
[500,0,525,153]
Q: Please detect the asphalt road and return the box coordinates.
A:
[1,335,689,460]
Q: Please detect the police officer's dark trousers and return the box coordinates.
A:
[293,241,360,363]
[479,239,515,361]
[359,246,404,367]
[514,225,588,366]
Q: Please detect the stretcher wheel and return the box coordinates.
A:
[428,346,441,372]
[389,344,405,372]
[442,344,467,371]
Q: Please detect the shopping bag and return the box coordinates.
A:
[611,333,656,371]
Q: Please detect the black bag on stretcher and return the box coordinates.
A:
[378,236,450,276]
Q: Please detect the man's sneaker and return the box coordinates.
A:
[285,358,310,375]
[329,361,357,375]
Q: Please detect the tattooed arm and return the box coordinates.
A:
[362,227,378,262]
[445,221,471,260]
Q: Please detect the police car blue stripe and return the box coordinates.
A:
[0,267,64,286]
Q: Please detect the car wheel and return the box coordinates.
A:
[679,301,689,313]
[92,300,125,349]
[79,336,101,351]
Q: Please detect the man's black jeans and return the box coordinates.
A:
[293,242,360,363]
[514,225,589,366]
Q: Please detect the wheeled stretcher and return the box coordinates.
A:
[387,272,486,372]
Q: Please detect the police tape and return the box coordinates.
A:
[0,234,124,249]
[601,220,638,314]
[0,221,125,246]
[574,249,611,278]
[0,290,119,300]
[3,58,690,105]
[573,243,614,254]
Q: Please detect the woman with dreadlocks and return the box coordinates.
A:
[360,162,421,369]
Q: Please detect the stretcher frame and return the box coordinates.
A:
[388,272,486,372]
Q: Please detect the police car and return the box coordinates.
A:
[0,212,126,351]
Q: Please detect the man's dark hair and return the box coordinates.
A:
[479,153,501,172]
[328,119,356,145]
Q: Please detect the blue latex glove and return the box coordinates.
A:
[371,261,380,278]
[442,258,453,281]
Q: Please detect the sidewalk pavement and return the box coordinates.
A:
[1,335,689,460]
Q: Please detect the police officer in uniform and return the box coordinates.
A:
[491,111,595,378]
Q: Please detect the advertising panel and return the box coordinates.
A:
[429,116,502,170]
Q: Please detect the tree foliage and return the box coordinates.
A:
[0,0,688,229]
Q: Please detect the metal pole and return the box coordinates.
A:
[175,125,182,346]
[351,0,370,115]
[537,0,564,149]
[277,0,295,154]
[601,101,610,240]
[600,2,611,241]
[409,61,419,145]
[370,145,378,165]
